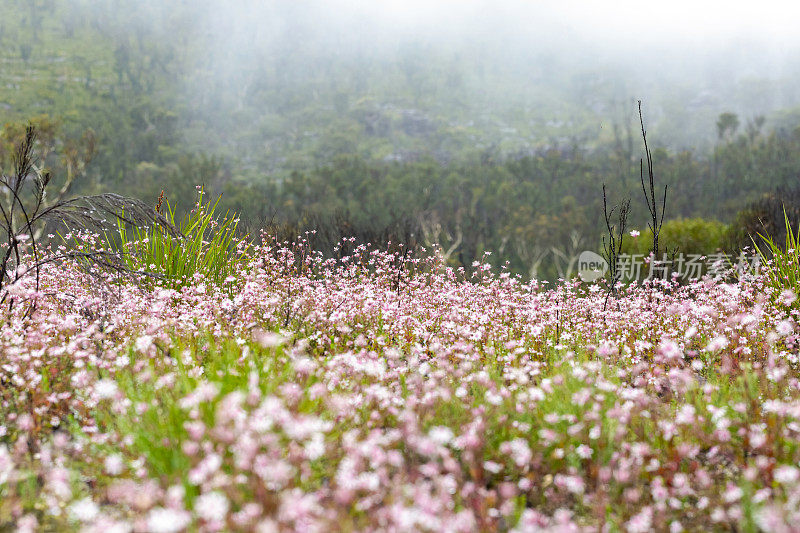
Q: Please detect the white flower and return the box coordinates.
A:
[255,519,279,533]
[675,404,696,425]
[135,335,154,353]
[428,426,454,445]
[776,320,794,337]
[576,444,593,459]
[502,438,532,467]
[483,461,502,474]
[105,454,125,475]
[705,335,729,352]
[774,465,800,484]
[195,491,229,522]
[253,330,285,348]
[561,474,585,494]
[304,433,325,460]
[723,485,743,503]
[658,340,682,362]
[418,362,430,376]
[485,390,503,405]
[626,507,653,533]
[94,379,119,400]
[630,230,641,237]
[0,445,13,485]
[147,508,191,533]
[69,498,99,522]
[780,290,797,306]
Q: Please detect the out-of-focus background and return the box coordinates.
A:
[2,0,800,279]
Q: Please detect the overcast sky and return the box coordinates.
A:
[197,0,800,86]
[294,0,800,49]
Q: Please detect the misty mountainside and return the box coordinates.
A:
[4,0,800,170]
[2,0,800,279]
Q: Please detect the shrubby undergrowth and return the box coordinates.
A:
[0,228,798,532]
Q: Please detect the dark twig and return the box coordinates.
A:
[602,184,630,311]
[0,124,180,320]
[638,100,667,266]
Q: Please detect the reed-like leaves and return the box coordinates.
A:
[110,189,249,288]
[753,207,800,303]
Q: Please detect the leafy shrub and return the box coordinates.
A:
[111,187,249,288]
[726,184,800,253]
[622,217,728,257]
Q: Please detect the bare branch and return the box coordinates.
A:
[0,124,181,320]
[638,100,667,264]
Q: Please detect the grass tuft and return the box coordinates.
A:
[110,187,250,289]
[753,207,800,304]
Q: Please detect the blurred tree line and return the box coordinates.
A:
[2,109,799,280]
[214,120,800,280]
[2,0,800,280]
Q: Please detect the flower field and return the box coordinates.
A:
[1,236,799,532]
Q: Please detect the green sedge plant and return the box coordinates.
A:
[752,207,800,304]
[111,187,250,289]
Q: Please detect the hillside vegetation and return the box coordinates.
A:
[2,1,800,279]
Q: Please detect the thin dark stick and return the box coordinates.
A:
[602,183,630,311]
[0,124,181,320]
[638,100,667,265]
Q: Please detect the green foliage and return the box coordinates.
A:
[110,188,249,289]
[622,218,728,257]
[726,185,800,254]
[753,208,800,302]
[716,112,740,140]
[95,333,297,490]
[6,0,800,280]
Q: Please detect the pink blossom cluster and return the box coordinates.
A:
[0,236,799,531]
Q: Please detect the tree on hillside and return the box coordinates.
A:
[716,112,740,141]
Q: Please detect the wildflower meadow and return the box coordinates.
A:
[0,212,799,532]
[4,2,800,531]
